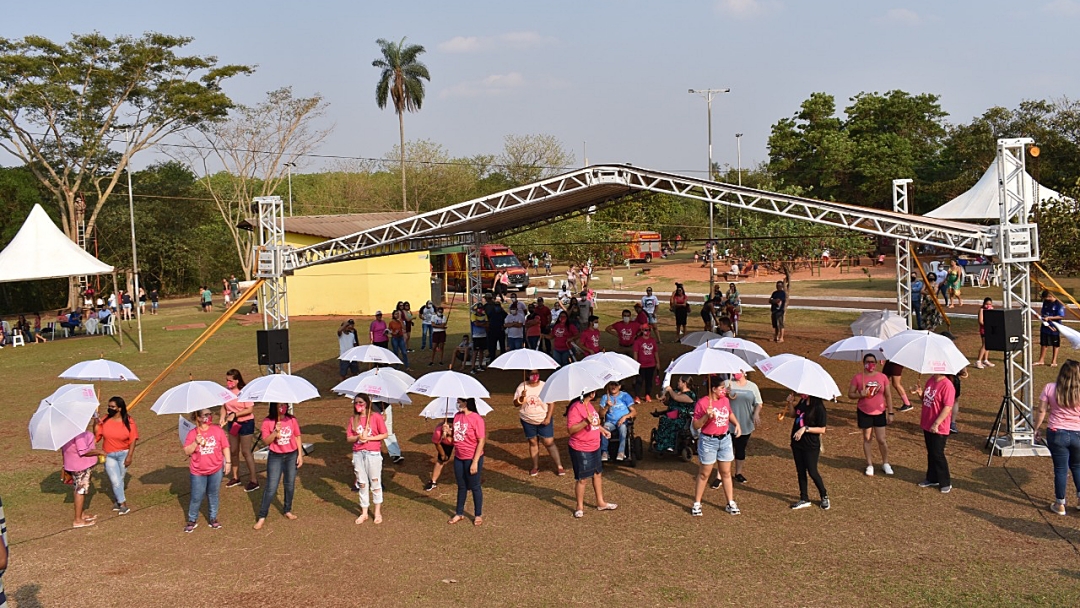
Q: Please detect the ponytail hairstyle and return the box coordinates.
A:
[226,368,246,390]
[463,397,478,413]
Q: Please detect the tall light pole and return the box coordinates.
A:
[736,133,743,187]
[285,162,296,217]
[123,131,144,353]
[689,87,730,299]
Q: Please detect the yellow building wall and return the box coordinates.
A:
[284,233,431,316]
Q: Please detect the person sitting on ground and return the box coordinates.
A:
[451,335,472,371]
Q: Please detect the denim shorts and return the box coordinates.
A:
[569,447,603,480]
[230,418,255,437]
[520,418,554,439]
[697,433,734,465]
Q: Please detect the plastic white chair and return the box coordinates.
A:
[11,331,25,347]
[102,315,116,336]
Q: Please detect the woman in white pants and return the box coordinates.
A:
[346,394,388,524]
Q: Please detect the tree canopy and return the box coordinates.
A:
[373,37,430,212]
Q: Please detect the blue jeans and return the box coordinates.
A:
[506,336,524,351]
[391,335,409,367]
[188,468,224,523]
[601,421,628,457]
[526,336,540,350]
[421,323,433,350]
[454,456,484,517]
[1046,428,1080,502]
[553,348,572,366]
[104,450,128,504]
[258,449,298,519]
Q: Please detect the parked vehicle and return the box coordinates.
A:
[624,230,662,263]
[445,244,530,292]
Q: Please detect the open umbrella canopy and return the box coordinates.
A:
[680,330,723,347]
[407,370,490,399]
[820,335,885,362]
[150,381,238,415]
[489,349,558,370]
[581,352,640,380]
[697,337,770,365]
[667,348,754,376]
[755,354,842,400]
[59,359,139,382]
[332,372,412,401]
[235,374,321,404]
[850,310,909,340]
[29,384,99,450]
[1051,321,1080,349]
[537,360,619,403]
[877,330,969,375]
[419,397,493,419]
[339,344,402,365]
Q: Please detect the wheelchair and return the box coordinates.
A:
[649,410,697,462]
[601,416,644,468]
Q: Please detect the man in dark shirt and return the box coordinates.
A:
[769,280,788,343]
[487,300,507,363]
[1036,290,1066,366]
[534,297,552,354]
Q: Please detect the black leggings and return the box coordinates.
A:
[733,433,751,460]
[792,446,827,501]
[634,366,656,398]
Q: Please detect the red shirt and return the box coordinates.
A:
[261,416,301,453]
[535,304,552,328]
[452,411,486,460]
[567,399,602,452]
[552,323,578,351]
[348,412,387,452]
[96,416,139,454]
[580,328,602,355]
[612,321,637,347]
[185,425,228,476]
[634,336,659,368]
[634,310,648,325]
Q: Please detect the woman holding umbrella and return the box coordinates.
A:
[691,378,742,517]
[182,408,231,532]
[254,403,303,530]
[347,394,388,524]
[566,389,617,518]
[913,372,956,494]
[94,397,138,515]
[787,393,830,510]
[515,370,565,477]
[848,353,894,477]
[449,398,487,526]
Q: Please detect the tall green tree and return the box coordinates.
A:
[373,37,431,212]
[0,32,252,306]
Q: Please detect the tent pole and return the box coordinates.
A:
[112,272,123,348]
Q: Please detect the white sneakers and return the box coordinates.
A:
[882,463,894,475]
[867,464,894,476]
[865,465,874,476]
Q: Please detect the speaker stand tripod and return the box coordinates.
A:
[984,349,1049,464]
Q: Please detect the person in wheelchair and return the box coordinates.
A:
[653,376,697,452]
[598,381,636,461]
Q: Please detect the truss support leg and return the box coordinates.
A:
[892,179,914,325]
[465,232,486,307]
[255,195,291,375]
[993,138,1047,457]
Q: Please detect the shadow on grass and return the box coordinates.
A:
[959,506,1080,545]
[38,470,107,512]
[13,584,43,608]
[138,465,194,512]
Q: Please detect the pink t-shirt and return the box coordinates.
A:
[612,321,636,346]
[580,328,601,355]
[184,424,228,476]
[567,399,602,452]
[224,389,255,422]
[369,320,388,343]
[920,376,956,435]
[633,337,658,368]
[851,372,889,415]
[551,324,578,351]
[694,396,732,436]
[452,411,486,460]
[1041,383,1080,431]
[432,423,454,446]
[348,412,387,452]
[261,416,301,453]
[61,431,98,472]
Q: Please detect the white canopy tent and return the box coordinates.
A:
[924,159,1066,220]
[0,204,114,282]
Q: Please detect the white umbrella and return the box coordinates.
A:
[820,335,885,362]
[754,354,842,400]
[29,384,99,450]
[339,344,402,365]
[581,352,640,380]
[178,415,196,445]
[59,359,140,382]
[667,348,753,376]
[877,330,969,375]
[850,310,909,340]
[1051,321,1080,349]
[680,330,723,347]
[489,349,558,370]
[419,397,493,419]
[407,370,490,399]
[537,360,619,403]
[150,381,236,415]
[235,374,321,403]
[697,337,770,365]
[332,372,411,401]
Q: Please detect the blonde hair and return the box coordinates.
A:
[1055,360,1080,410]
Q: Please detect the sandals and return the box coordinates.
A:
[473,516,483,526]
[448,515,465,525]
[597,503,618,511]
[73,519,96,529]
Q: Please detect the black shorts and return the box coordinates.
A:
[674,308,688,325]
[1041,333,1061,348]
[472,336,487,350]
[432,331,446,345]
[882,361,903,378]
[857,410,888,429]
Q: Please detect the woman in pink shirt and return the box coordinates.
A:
[254,403,303,530]
[425,418,455,492]
[1034,360,1080,515]
[220,369,259,493]
[913,373,956,494]
[61,419,104,528]
[550,314,578,367]
[566,389,617,518]
[847,353,894,477]
[449,398,487,525]
[183,408,231,532]
[632,325,661,403]
[691,378,742,517]
[347,394,388,524]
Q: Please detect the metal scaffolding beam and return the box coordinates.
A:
[892,179,914,324]
[254,196,290,375]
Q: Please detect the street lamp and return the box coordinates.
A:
[735,133,743,187]
[285,162,297,217]
[122,130,144,353]
[688,87,730,300]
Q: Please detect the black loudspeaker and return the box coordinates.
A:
[983,309,1024,352]
[257,329,290,365]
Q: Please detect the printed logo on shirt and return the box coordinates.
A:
[641,342,655,356]
[277,425,293,446]
[199,435,218,456]
[453,420,469,443]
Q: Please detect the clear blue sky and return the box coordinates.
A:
[4,0,1079,178]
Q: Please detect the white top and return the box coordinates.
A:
[338,330,357,356]
[505,311,526,339]
[641,295,659,315]
[431,313,447,333]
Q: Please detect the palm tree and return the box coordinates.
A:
[373,37,431,212]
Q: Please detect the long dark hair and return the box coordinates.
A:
[565,390,596,417]
[107,396,131,430]
[226,368,246,389]
[267,402,292,421]
[460,397,478,413]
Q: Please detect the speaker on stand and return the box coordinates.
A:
[982,309,1024,465]
[257,329,290,372]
